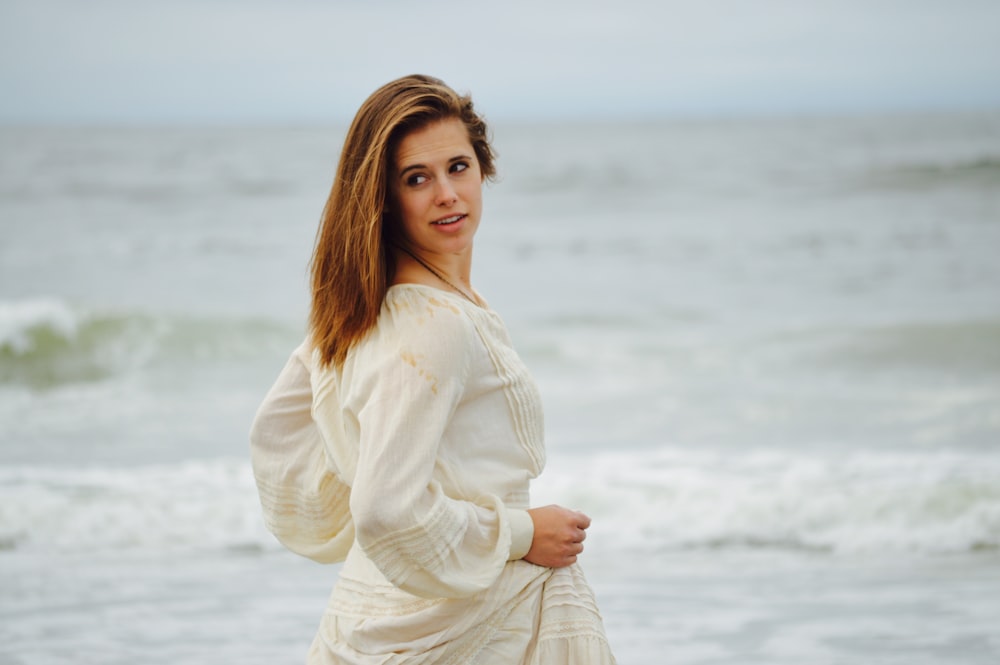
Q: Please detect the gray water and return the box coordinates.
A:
[2,113,999,664]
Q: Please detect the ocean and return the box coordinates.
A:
[1,113,999,664]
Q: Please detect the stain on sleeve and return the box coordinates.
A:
[399,350,440,395]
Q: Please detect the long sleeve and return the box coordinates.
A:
[250,340,354,563]
[311,293,534,600]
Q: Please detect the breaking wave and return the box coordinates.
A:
[0,298,298,388]
[2,448,998,557]
[541,447,1000,556]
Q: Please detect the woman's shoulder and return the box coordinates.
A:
[369,284,481,348]
[339,285,481,382]
[384,283,479,322]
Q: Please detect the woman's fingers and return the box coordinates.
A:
[524,505,593,568]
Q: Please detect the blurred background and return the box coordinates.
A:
[2,1,999,663]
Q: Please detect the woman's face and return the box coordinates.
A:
[391,117,483,259]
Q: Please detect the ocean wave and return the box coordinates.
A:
[509,162,647,197]
[541,448,1000,556]
[0,460,271,554]
[0,298,299,389]
[1,179,297,203]
[766,319,1000,376]
[729,319,1000,381]
[2,449,998,557]
[864,156,1000,190]
[818,320,1000,374]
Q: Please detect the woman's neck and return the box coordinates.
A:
[393,246,477,303]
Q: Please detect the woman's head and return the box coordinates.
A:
[310,74,496,368]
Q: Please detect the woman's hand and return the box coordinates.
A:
[524,505,591,568]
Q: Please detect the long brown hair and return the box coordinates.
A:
[310,74,497,368]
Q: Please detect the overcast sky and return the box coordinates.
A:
[2,0,999,124]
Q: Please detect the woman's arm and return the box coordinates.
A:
[250,341,354,563]
[314,301,532,599]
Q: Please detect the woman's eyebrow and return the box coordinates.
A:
[399,154,474,177]
[398,163,426,178]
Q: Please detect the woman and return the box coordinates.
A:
[250,74,616,664]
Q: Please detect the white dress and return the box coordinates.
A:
[250,284,615,664]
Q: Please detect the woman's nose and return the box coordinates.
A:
[435,180,458,206]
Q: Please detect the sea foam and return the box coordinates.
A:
[0,460,270,553]
[539,447,1000,556]
[0,299,79,355]
[2,449,997,557]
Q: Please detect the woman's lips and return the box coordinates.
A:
[432,214,466,226]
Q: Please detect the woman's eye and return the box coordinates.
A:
[451,162,469,174]
[406,174,428,186]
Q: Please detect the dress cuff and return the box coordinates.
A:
[507,509,534,561]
